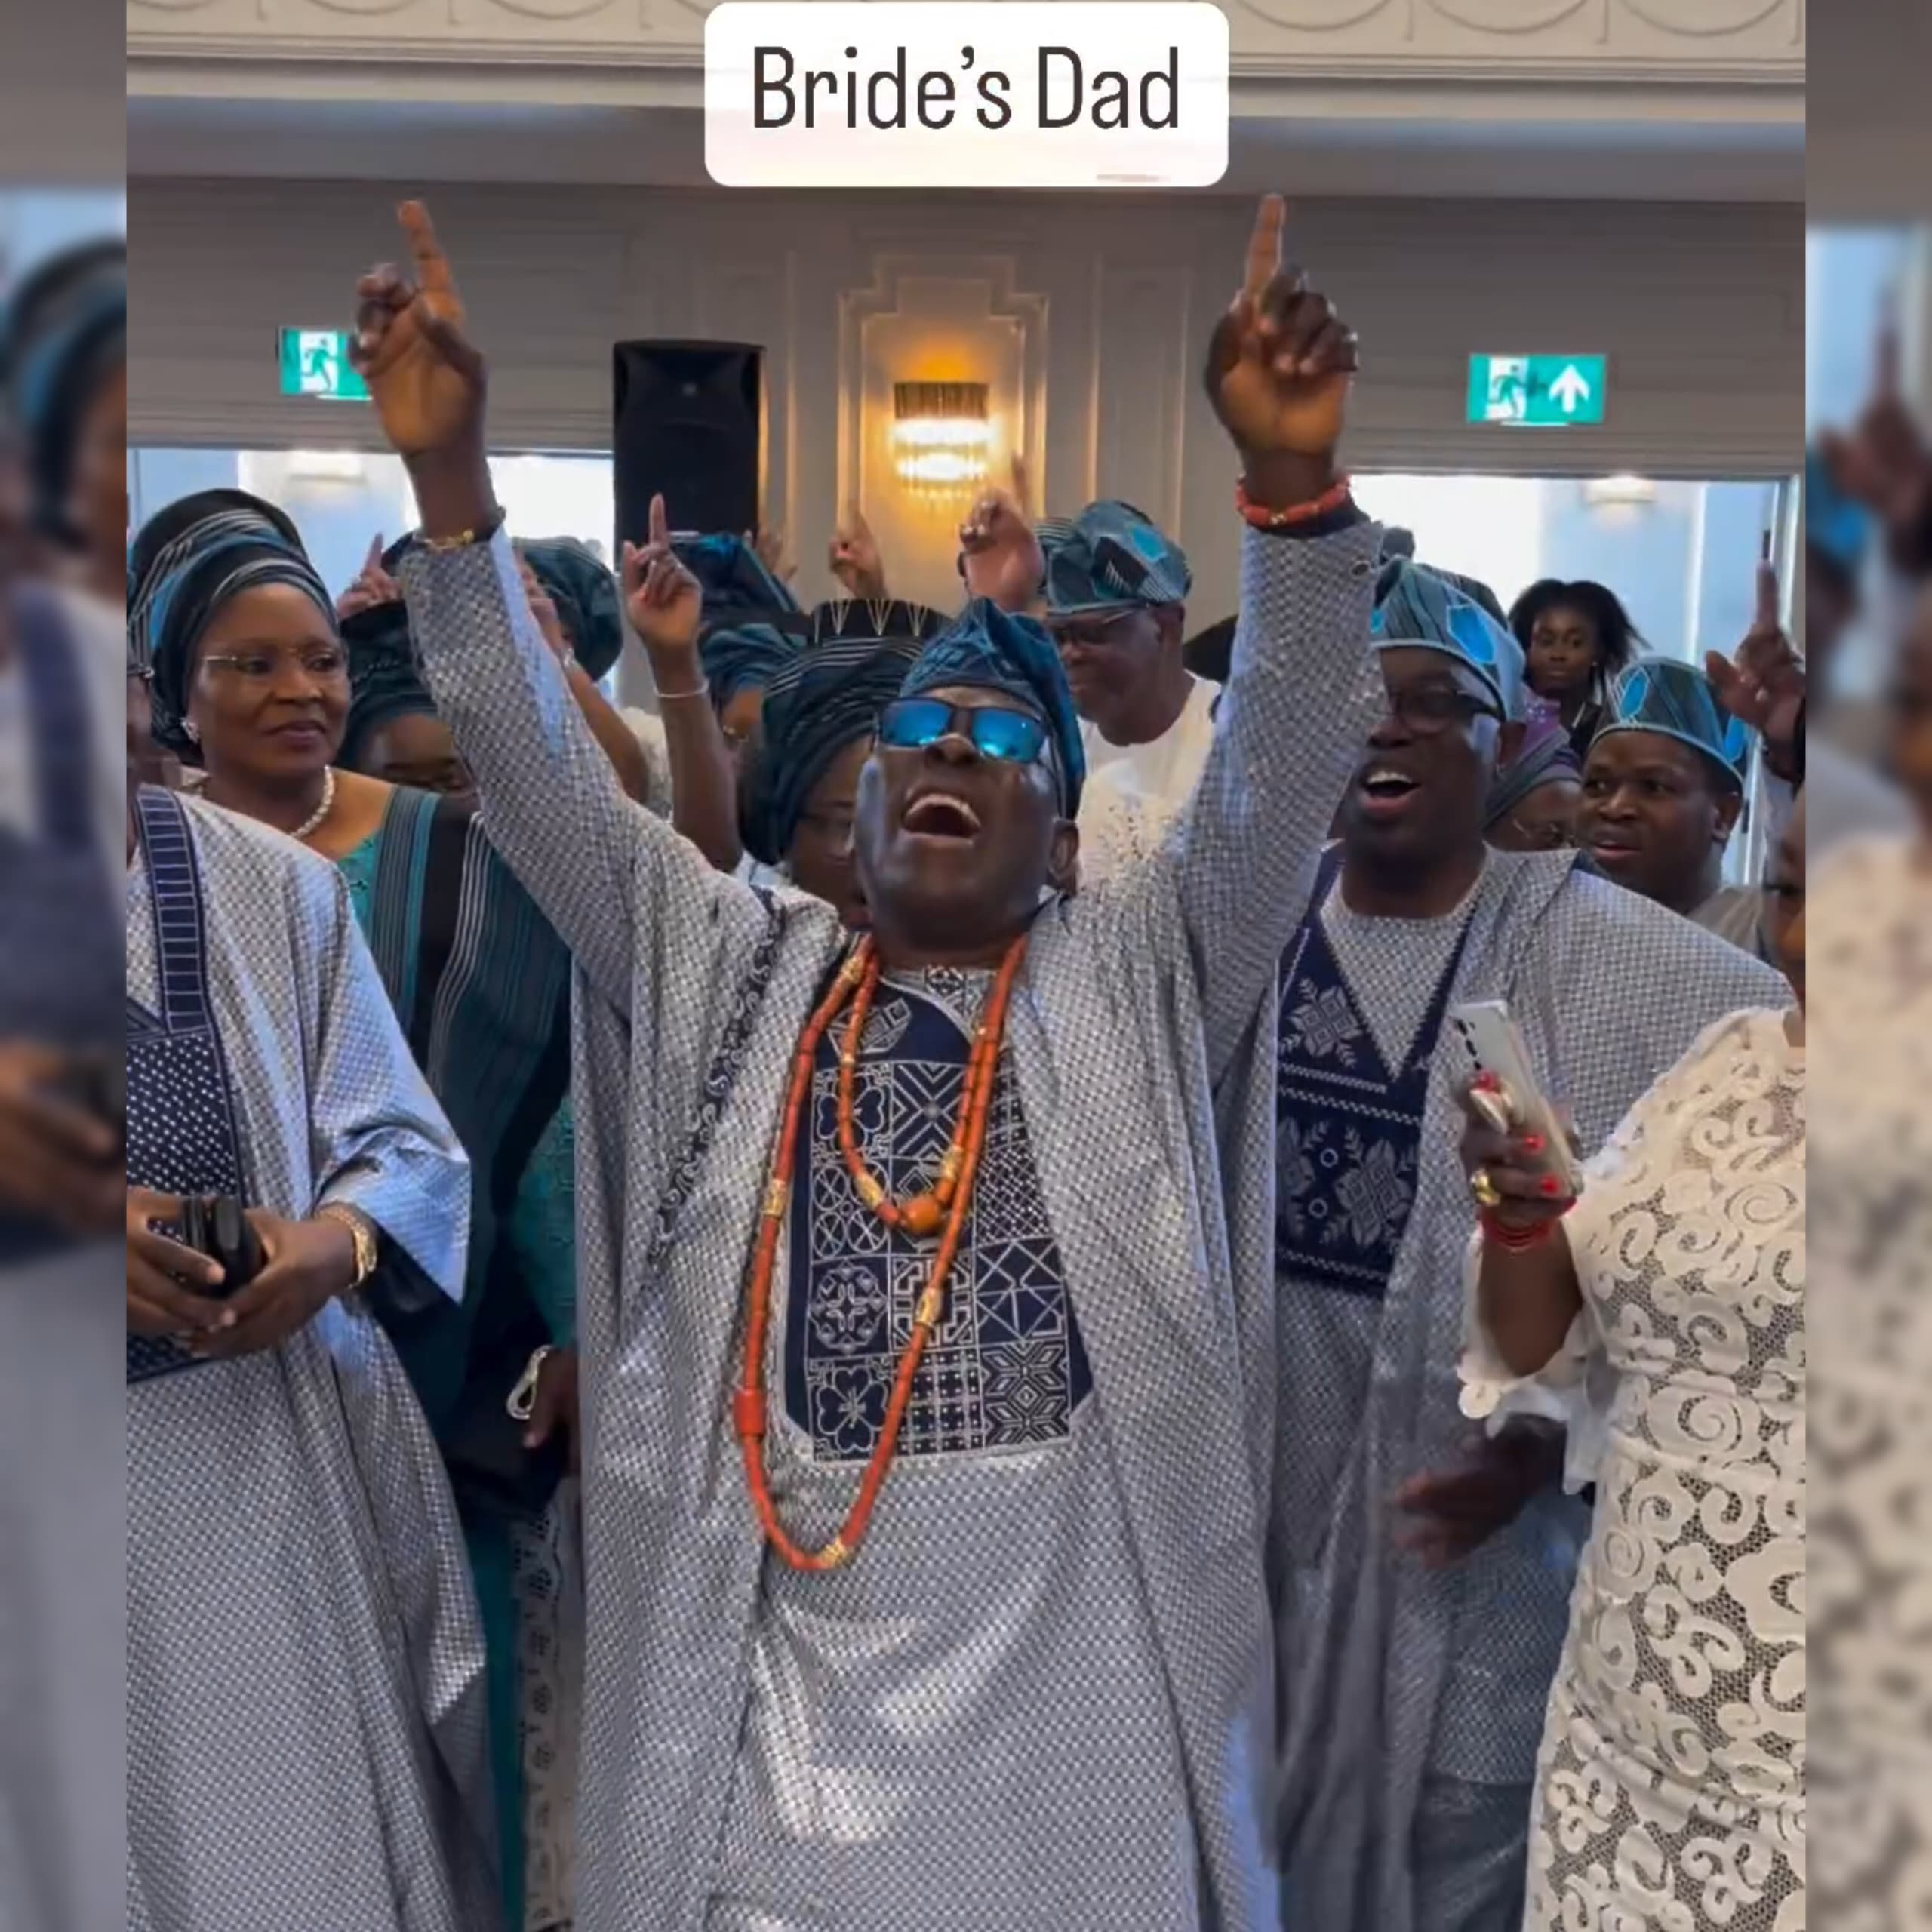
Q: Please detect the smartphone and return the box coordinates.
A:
[1446,1000,1584,1195]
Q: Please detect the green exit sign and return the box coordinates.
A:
[279,328,369,402]
[1467,354,1607,428]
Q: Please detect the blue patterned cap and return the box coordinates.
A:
[1806,447,1869,580]
[1038,500,1192,618]
[700,620,801,710]
[900,598,1084,814]
[1371,558,1527,721]
[1595,654,1753,789]
[519,537,625,682]
[671,531,801,626]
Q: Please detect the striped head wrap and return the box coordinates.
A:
[518,536,626,682]
[672,531,804,629]
[700,620,803,713]
[340,595,437,773]
[0,240,126,542]
[1485,697,1582,827]
[127,488,334,758]
[746,636,921,866]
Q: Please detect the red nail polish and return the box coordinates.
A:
[1473,1071,1498,1092]
[1522,1134,1544,1154]
[1540,1176,1563,1197]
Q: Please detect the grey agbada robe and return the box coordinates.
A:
[1211,841,1788,1930]
[123,796,496,1932]
[398,518,1386,1932]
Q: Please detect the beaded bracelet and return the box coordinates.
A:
[1479,1208,1561,1252]
[1235,475,1353,531]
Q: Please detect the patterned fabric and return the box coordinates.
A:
[0,239,124,539]
[700,620,803,710]
[123,790,494,1932]
[521,538,625,684]
[340,786,580,1932]
[396,517,1389,1932]
[1596,654,1754,789]
[1238,848,1789,1932]
[674,532,802,628]
[1275,848,1473,1294]
[1484,697,1581,828]
[1038,499,1192,616]
[127,489,336,757]
[124,791,248,1383]
[1463,1010,1805,1931]
[1077,673,1220,885]
[341,597,437,771]
[745,636,920,867]
[806,596,947,649]
[1373,558,1527,721]
[0,587,122,1265]
[900,597,1087,814]
[1806,839,1932,1927]
[786,971,1092,1460]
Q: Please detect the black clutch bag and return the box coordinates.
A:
[125,1195,266,1384]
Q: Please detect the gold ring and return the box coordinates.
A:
[1471,1168,1503,1211]
[1470,1088,1515,1137]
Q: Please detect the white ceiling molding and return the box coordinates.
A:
[127,0,1806,89]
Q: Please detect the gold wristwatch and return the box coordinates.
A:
[317,1203,380,1291]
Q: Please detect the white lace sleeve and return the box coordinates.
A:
[1455,1008,1764,1491]
[1456,1235,1610,1493]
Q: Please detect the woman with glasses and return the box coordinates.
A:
[1484,700,1583,854]
[128,488,583,1932]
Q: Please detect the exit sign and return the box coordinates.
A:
[279,328,370,403]
[1467,354,1607,427]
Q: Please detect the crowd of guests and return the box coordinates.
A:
[19,194,1932,1930]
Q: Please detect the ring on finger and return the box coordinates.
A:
[1471,1168,1503,1211]
[1470,1088,1514,1137]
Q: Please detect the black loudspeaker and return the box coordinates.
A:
[613,340,762,551]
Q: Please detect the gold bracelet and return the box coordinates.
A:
[418,509,506,553]
[317,1203,380,1290]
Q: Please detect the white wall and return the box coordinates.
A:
[128,179,1802,615]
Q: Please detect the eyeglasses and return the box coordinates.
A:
[202,646,348,683]
[878,697,1050,768]
[1380,683,1505,736]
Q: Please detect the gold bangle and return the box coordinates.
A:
[317,1203,380,1290]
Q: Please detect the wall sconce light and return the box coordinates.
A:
[892,381,991,495]
[1582,474,1657,511]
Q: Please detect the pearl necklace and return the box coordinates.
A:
[293,768,337,843]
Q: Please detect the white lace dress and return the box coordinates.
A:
[1462,1008,1805,1932]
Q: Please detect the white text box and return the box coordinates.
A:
[705,4,1229,189]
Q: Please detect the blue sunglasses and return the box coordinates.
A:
[878,697,1051,768]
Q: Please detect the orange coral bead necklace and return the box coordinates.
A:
[733,932,1028,1572]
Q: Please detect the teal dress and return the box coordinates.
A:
[340,792,579,1931]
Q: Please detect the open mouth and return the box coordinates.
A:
[1588,837,1643,866]
[903,790,983,841]
[1356,766,1421,817]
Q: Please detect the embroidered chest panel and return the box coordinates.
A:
[785,973,1091,1465]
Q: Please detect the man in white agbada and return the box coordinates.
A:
[1220,553,1788,1930]
[355,194,1377,1932]
[1036,499,1220,882]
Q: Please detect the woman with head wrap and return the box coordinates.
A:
[1484,698,1583,853]
[128,486,585,1932]
[0,238,125,598]
[1507,577,1644,758]
[742,635,922,924]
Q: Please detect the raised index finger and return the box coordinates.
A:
[1244,195,1287,299]
[1754,560,1782,632]
[1878,299,1903,401]
[648,491,669,549]
[398,200,456,294]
